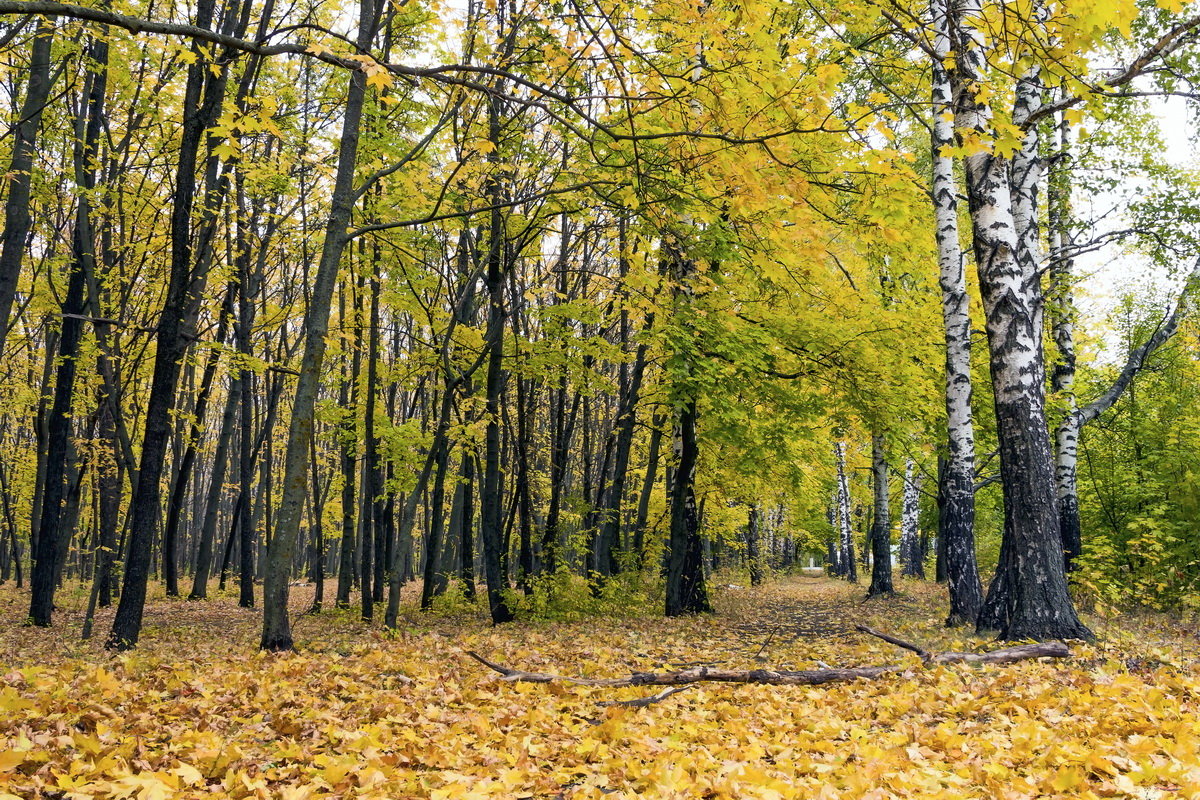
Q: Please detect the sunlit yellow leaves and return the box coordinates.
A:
[6,569,1200,799]
[0,751,24,773]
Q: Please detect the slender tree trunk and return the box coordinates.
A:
[28,239,87,626]
[259,0,380,651]
[866,434,893,597]
[162,288,232,597]
[366,274,387,608]
[835,442,857,583]
[665,400,710,616]
[420,437,452,609]
[0,20,54,353]
[632,416,663,569]
[108,0,245,650]
[28,55,104,625]
[900,461,924,578]
[335,288,360,607]
[189,374,240,599]
[747,505,763,587]
[458,450,477,600]
[477,89,515,625]
[931,0,984,625]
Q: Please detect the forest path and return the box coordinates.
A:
[708,572,941,668]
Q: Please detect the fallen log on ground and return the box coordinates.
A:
[465,627,1073,707]
[854,625,1071,664]
[465,650,894,687]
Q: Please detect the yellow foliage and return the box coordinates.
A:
[4,580,1200,798]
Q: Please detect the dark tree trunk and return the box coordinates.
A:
[747,506,763,587]
[163,287,233,597]
[477,88,515,625]
[420,438,452,609]
[632,416,663,569]
[189,374,240,599]
[367,274,387,607]
[335,285,360,608]
[28,247,87,626]
[108,0,243,650]
[458,450,477,600]
[308,431,325,612]
[237,363,255,608]
[665,401,710,616]
[0,20,54,353]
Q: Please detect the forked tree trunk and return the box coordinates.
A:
[954,0,1091,641]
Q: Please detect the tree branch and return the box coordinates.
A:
[1079,255,1200,425]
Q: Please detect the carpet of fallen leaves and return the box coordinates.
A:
[3,576,1200,800]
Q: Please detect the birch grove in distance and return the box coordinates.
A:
[0,0,1198,653]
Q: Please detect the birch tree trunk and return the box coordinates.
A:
[835,442,856,583]
[900,460,924,578]
[866,434,893,597]
[953,0,1091,641]
[931,0,984,625]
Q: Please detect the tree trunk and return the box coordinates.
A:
[107,0,244,650]
[259,0,379,651]
[189,374,240,599]
[900,461,924,578]
[458,450,477,600]
[478,89,515,625]
[747,505,763,587]
[632,416,663,569]
[866,434,893,598]
[0,20,54,354]
[28,233,87,626]
[835,442,857,583]
[931,0,983,625]
[955,4,1091,641]
[665,401,710,616]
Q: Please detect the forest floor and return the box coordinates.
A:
[2,575,1200,799]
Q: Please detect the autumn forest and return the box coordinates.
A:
[3,0,1200,795]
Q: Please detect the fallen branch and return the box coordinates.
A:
[597,686,695,708]
[465,650,894,688]
[466,627,1071,709]
[855,625,1071,664]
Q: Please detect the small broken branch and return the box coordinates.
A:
[854,625,931,659]
[597,686,695,708]
[856,625,1071,664]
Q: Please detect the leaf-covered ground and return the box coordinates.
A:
[3,577,1200,799]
